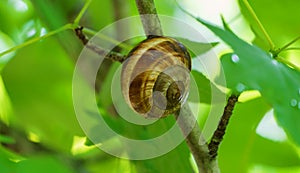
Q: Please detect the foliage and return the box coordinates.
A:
[0,0,299,173]
[192,16,300,146]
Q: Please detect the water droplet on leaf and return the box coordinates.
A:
[236,83,246,92]
[269,52,273,57]
[290,99,297,107]
[271,60,278,66]
[231,54,240,63]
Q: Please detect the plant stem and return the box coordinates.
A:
[135,0,163,37]
[85,44,126,62]
[75,26,89,45]
[74,0,92,25]
[242,0,275,50]
[282,47,300,51]
[0,0,93,58]
[75,26,126,62]
[82,27,132,51]
[279,36,300,51]
[175,104,220,173]
[0,24,73,57]
[208,95,239,159]
[277,56,300,72]
[273,36,300,56]
[0,0,131,59]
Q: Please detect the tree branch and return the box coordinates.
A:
[74,26,126,62]
[135,1,220,172]
[208,95,239,159]
[175,104,220,173]
[135,0,163,37]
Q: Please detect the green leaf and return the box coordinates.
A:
[249,135,300,167]
[0,144,24,163]
[220,15,233,33]
[97,63,120,110]
[2,36,84,153]
[86,157,136,173]
[0,146,74,173]
[156,0,178,15]
[16,156,74,173]
[0,31,15,71]
[238,0,300,52]
[0,76,13,125]
[192,16,300,146]
[219,97,270,173]
[220,97,300,172]
[85,112,195,173]
[0,135,15,144]
[123,117,194,173]
[249,165,300,173]
[175,37,218,58]
[133,141,194,173]
[190,70,225,103]
[0,0,34,39]
[0,154,16,173]
[94,63,195,172]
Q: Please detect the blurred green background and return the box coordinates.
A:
[0,0,300,172]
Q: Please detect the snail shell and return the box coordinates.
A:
[121,36,191,118]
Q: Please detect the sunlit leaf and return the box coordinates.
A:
[190,70,225,103]
[86,157,137,173]
[238,0,300,52]
[94,61,195,172]
[220,96,300,172]
[2,37,84,153]
[16,156,74,173]
[0,76,13,125]
[0,150,16,173]
[0,135,15,144]
[192,16,300,146]
[0,32,15,71]
[0,0,34,39]
[0,146,74,173]
[175,37,218,58]
[219,97,270,173]
[133,141,194,173]
[249,165,300,173]
[249,135,300,167]
[0,145,24,162]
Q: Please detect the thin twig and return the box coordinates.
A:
[272,36,300,57]
[74,0,92,25]
[175,104,220,173]
[0,24,73,57]
[282,47,300,51]
[278,36,300,52]
[242,0,275,50]
[277,56,300,72]
[74,26,126,62]
[135,0,163,37]
[208,95,239,159]
[75,26,89,45]
[82,27,132,51]
[85,44,126,62]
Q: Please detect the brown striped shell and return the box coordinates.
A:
[121,36,191,118]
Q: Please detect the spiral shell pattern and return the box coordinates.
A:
[121,36,191,118]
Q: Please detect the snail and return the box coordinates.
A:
[121,36,191,118]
